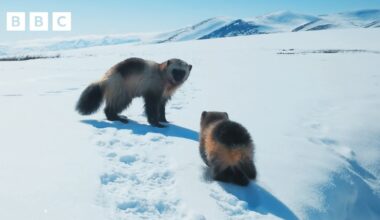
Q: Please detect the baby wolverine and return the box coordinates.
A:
[76,57,192,127]
[200,111,257,186]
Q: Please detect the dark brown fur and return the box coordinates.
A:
[200,111,257,186]
[76,57,192,127]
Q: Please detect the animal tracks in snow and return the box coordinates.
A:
[89,121,186,219]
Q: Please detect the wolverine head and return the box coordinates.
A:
[201,111,229,128]
[164,58,192,85]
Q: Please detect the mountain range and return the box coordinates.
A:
[163,9,380,42]
[1,9,379,54]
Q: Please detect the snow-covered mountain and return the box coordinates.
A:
[202,9,380,37]
[199,19,268,39]
[251,10,319,32]
[293,9,380,31]
[157,17,233,43]
[0,9,379,55]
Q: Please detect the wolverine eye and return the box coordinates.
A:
[172,69,186,82]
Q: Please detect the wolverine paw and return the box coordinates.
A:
[159,119,169,123]
[118,116,129,124]
[107,115,128,124]
[149,121,166,128]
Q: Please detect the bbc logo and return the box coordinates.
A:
[6,12,71,31]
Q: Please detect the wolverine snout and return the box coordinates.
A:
[172,69,186,82]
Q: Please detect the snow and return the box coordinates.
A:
[0,33,160,56]
[157,17,233,42]
[251,10,318,32]
[294,9,380,31]
[1,28,380,219]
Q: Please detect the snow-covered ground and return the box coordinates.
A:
[1,28,380,220]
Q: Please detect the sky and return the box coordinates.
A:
[1,0,380,43]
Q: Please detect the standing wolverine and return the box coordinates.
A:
[76,57,192,127]
[200,111,257,186]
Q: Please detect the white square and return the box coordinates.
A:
[7,12,26,31]
[30,12,49,31]
[52,12,71,31]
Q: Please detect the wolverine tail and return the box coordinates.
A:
[76,82,104,115]
[213,121,252,148]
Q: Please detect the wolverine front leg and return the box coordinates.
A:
[144,92,165,128]
[159,99,169,123]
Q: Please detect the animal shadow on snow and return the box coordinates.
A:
[81,119,199,141]
[203,167,299,220]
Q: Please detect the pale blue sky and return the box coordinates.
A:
[1,0,380,42]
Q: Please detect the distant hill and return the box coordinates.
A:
[1,9,379,55]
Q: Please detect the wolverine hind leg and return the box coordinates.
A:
[104,95,132,123]
[213,166,250,186]
[103,76,132,123]
[241,160,257,180]
[211,160,250,186]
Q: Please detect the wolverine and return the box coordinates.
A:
[199,111,257,186]
[76,57,192,127]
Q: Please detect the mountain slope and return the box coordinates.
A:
[157,17,233,43]
[199,19,268,39]
[293,9,380,31]
[1,9,379,55]
[251,10,319,32]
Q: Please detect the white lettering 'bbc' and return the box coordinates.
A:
[7,12,26,31]
[58,17,66,26]
[30,12,48,31]
[35,17,43,26]
[13,17,20,26]
[5,12,71,32]
[52,12,71,31]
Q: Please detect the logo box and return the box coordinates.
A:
[6,12,72,31]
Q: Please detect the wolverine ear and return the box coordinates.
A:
[159,62,168,72]
[167,60,171,66]
[189,65,192,71]
[224,112,229,119]
[201,111,207,119]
